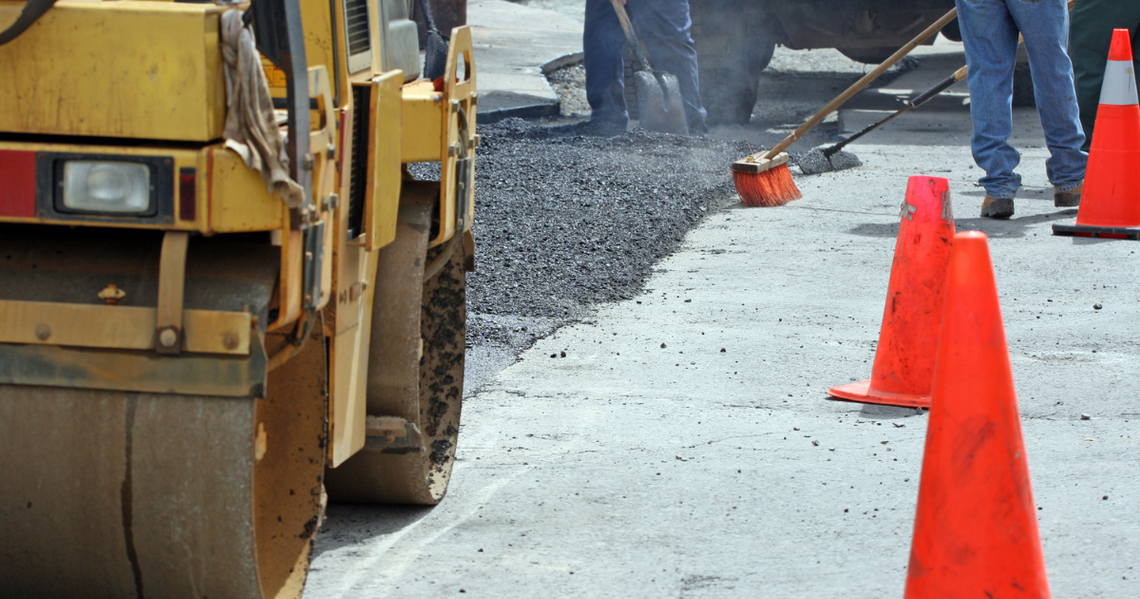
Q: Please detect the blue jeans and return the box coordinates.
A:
[583,0,709,136]
[956,0,1087,198]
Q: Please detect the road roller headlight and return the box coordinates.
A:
[61,161,153,214]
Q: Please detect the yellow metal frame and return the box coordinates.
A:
[0,1,227,142]
[0,300,252,356]
[0,0,480,475]
[361,70,404,252]
[439,26,477,246]
[400,26,477,247]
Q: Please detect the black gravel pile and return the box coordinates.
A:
[464,118,748,332]
[792,148,863,176]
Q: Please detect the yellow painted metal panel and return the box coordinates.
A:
[207,147,289,234]
[298,0,346,106]
[0,300,251,355]
[0,1,226,142]
[365,71,403,251]
[328,323,368,466]
[400,81,445,162]
[0,343,265,398]
[395,28,478,248]
[333,244,365,335]
[325,229,380,465]
[266,229,304,333]
[435,26,478,247]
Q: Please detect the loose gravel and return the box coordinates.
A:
[463,118,750,347]
[794,147,863,175]
[546,63,590,117]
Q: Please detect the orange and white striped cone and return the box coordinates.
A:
[1054,28,1140,240]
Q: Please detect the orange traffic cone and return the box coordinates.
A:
[905,231,1049,598]
[828,176,955,408]
[1054,28,1140,240]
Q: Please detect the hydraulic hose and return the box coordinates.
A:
[0,0,57,47]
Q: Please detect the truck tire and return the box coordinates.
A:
[940,19,962,43]
[691,3,775,125]
[837,47,898,65]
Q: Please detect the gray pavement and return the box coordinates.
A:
[307,144,1139,599]
[468,0,582,119]
[303,5,1139,597]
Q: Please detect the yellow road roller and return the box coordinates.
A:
[0,0,476,594]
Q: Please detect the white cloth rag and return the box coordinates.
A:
[220,10,304,208]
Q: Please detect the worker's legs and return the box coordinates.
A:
[584,0,630,129]
[1069,0,1140,151]
[1009,0,1086,191]
[956,0,1022,199]
[626,0,709,136]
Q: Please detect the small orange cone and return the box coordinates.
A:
[1054,28,1140,240]
[828,176,955,408]
[905,231,1049,598]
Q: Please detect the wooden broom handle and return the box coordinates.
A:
[763,7,959,159]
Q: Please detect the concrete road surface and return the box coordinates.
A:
[307,146,1140,598]
[304,9,1139,599]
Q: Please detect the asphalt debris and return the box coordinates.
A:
[455,119,745,347]
[793,147,863,176]
[413,118,745,356]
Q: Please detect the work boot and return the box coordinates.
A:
[980,196,1014,219]
[1054,181,1083,207]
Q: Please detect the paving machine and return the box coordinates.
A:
[0,0,476,595]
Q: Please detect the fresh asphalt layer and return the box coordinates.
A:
[306,130,1140,596]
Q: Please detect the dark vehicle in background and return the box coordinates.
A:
[689,0,960,124]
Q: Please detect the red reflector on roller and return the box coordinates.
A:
[179,168,196,221]
[0,150,37,218]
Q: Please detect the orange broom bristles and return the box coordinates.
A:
[733,163,802,207]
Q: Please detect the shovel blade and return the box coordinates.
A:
[634,70,688,135]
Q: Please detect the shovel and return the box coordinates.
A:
[608,0,688,135]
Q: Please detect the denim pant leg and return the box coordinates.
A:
[956,0,1022,199]
[627,0,709,135]
[1009,0,1087,190]
[584,0,629,128]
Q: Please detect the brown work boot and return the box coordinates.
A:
[1054,181,1083,207]
[980,196,1014,219]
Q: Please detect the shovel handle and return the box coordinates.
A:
[608,0,653,71]
[762,6,959,160]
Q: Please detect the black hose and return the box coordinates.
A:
[0,0,58,47]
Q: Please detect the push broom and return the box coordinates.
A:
[732,7,959,207]
[818,64,968,163]
[813,0,1075,177]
